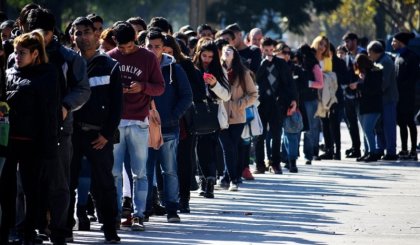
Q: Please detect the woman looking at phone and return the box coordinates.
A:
[192,39,231,198]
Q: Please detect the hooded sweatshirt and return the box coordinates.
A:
[154,54,192,134]
[108,47,165,121]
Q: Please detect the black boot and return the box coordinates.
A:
[86,194,98,222]
[198,176,206,196]
[319,149,333,160]
[153,186,166,216]
[289,160,298,173]
[203,178,214,198]
[76,205,90,231]
[179,198,190,213]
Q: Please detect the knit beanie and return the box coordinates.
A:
[393,32,415,45]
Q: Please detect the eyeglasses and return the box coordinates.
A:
[281,51,291,55]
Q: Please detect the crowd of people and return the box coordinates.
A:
[0,3,419,245]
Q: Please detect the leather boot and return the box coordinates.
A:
[198,176,206,196]
[179,198,190,213]
[203,178,215,198]
[77,205,90,231]
[289,160,298,173]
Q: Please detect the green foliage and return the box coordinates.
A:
[207,0,342,35]
[324,0,377,40]
[5,0,186,31]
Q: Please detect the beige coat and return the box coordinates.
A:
[223,70,258,124]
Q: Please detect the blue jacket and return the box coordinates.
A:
[155,54,193,134]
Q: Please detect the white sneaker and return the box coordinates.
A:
[228,182,238,191]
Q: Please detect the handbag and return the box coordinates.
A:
[283,110,304,134]
[0,117,9,147]
[148,100,164,150]
[218,101,229,130]
[241,105,263,139]
[184,99,220,135]
[245,106,255,122]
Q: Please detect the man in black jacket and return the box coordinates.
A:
[255,37,297,174]
[392,32,419,160]
[67,17,122,243]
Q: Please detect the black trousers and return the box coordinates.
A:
[177,134,196,200]
[256,104,284,170]
[0,140,43,242]
[196,132,219,179]
[67,128,117,233]
[344,99,361,151]
[397,110,417,152]
[321,103,342,154]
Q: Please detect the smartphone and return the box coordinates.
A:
[203,72,212,80]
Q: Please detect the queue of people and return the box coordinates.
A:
[0,4,419,245]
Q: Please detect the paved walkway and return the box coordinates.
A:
[71,157,420,244]
[70,125,420,244]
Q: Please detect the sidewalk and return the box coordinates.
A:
[70,125,420,244]
[72,157,420,245]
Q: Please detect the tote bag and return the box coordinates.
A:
[148,100,164,150]
[184,99,220,135]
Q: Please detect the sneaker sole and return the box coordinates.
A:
[105,239,121,244]
[131,226,145,231]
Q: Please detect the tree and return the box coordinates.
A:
[375,0,420,32]
[4,0,187,31]
[206,0,342,35]
[322,0,377,42]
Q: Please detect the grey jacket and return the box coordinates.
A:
[377,53,398,104]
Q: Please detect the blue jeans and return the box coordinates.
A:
[113,125,149,218]
[283,132,299,161]
[359,113,380,154]
[146,132,180,213]
[376,102,397,155]
[303,100,320,160]
[77,157,91,206]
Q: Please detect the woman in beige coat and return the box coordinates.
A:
[218,45,258,191]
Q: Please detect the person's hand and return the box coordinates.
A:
[0,111,4,117]
[289,100,297,113]
[358,73,365,80]
[91,134,108,150]
[204,74,217,87]
[349,82,358,90]
[62,106,68,120]
[125,81,144,93]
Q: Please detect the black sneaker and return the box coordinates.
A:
[347,150,361,158]
[381,154,398,161]
[319,152,333,160]
[167,213,181,223]
[409,151,418,161]
[305,160,312,165]
[398,150,409,160]
[104,230,121,244]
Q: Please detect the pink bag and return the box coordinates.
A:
[148,100,164,150]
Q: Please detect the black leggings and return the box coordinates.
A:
[321,103,342,154]
[397,111,417,152]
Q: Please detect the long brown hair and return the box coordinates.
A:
[354,54,373,75]
[221,45,250,91]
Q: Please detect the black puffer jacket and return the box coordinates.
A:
[5,63,60,158]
